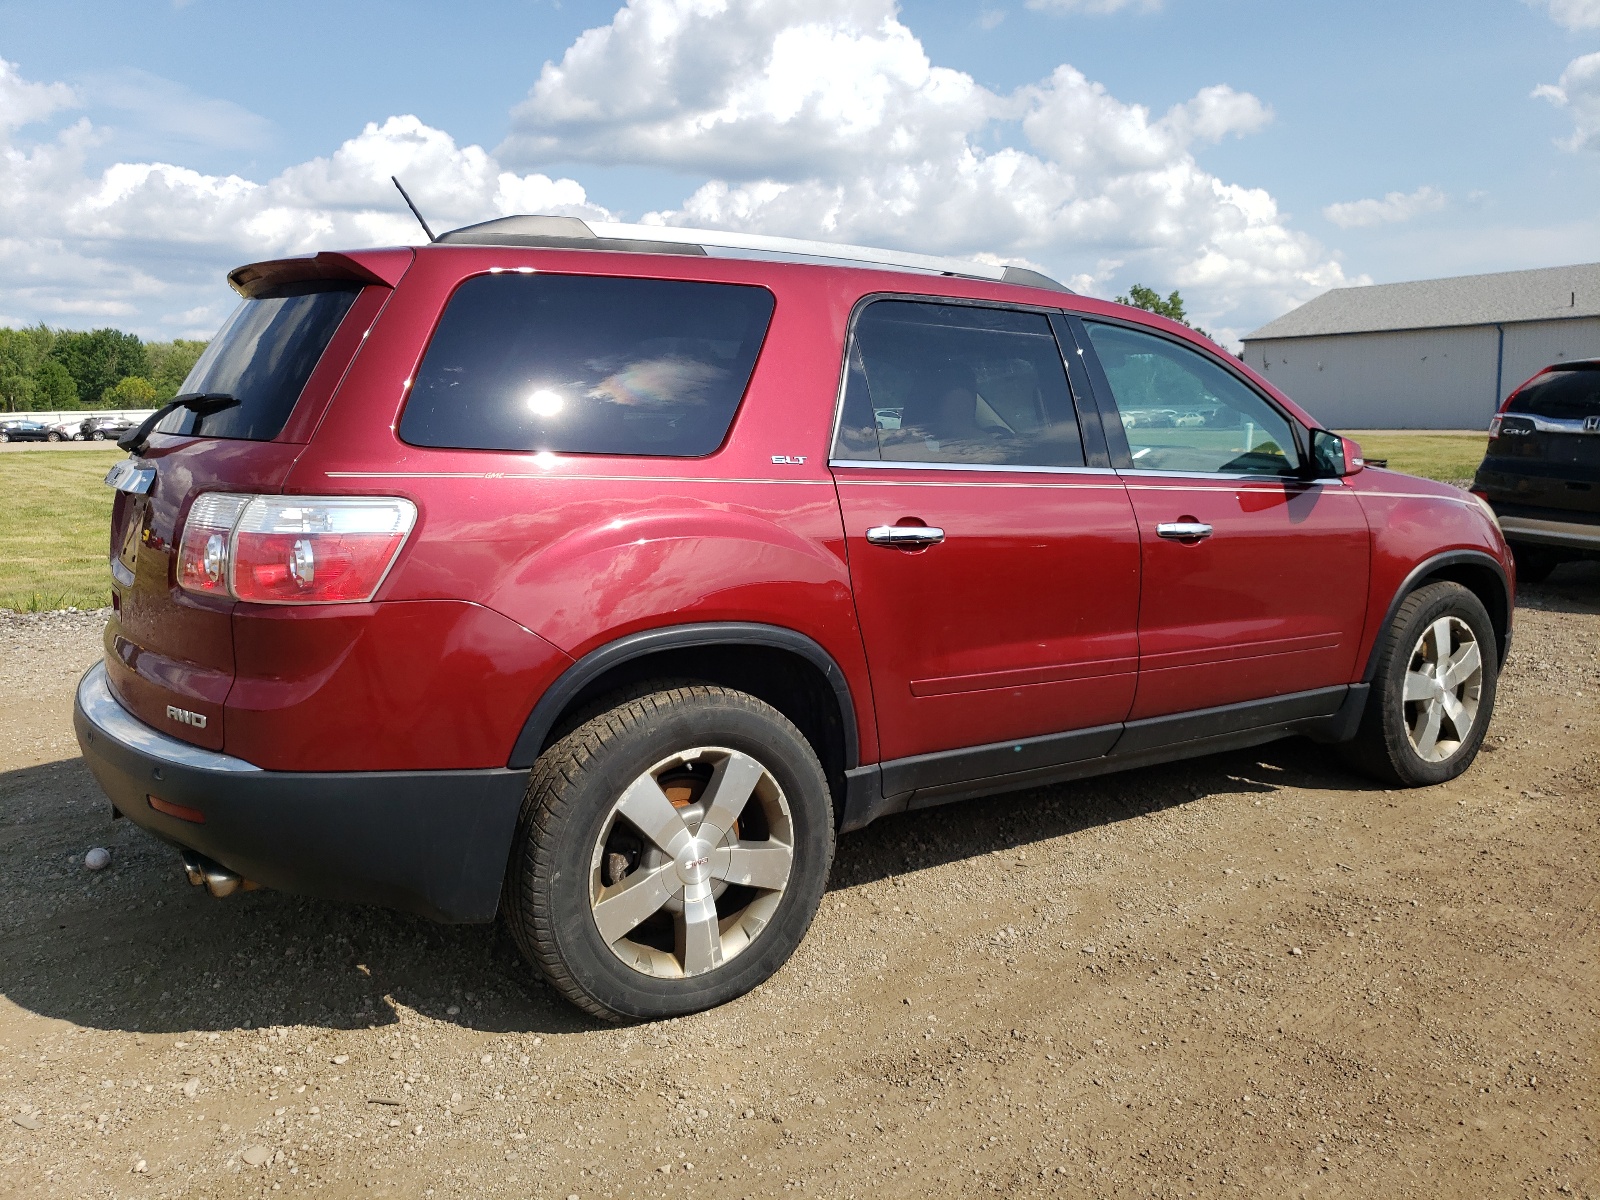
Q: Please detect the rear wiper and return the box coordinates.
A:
[118,393,240,454]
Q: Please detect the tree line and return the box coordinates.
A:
[0,326,209,413]
[1113,285,1212,341]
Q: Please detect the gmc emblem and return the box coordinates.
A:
[166,705,208,730]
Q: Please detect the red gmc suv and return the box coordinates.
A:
[75,216,1512,1021]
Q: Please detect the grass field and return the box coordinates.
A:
[0,448,122,612]
[0,436,1493,612]
[1342,431,1488,485]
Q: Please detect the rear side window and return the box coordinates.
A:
[399,274,775,456]
[158,282,363,441]
[832,300,1085,467]
[1508,367,1600,419]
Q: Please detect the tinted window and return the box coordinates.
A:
[158,282,362,442]
[1084,321,1300,475]
[1508,367,1600,419]
[399,274,775,456]
[832,301,1084,467]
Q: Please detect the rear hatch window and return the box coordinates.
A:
[1507,366,1600,421]
[155,281,363,441]
[398,273,775,456]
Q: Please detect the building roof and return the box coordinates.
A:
[1243,262,1600,341]
[434,214,1072,291]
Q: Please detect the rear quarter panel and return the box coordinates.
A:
[284,247,881,764]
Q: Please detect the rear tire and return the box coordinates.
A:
[1510,542,1559,584]
[1341,581,1497,786]
[503,684,834,1023]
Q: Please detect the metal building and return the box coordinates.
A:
[1240,262,1600,430]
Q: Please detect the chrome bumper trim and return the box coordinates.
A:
[75,662,261,774]
[1498,515,1600,549]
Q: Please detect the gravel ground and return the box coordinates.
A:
[1,567,1597,1199]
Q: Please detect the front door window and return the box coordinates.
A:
[1082,321,1300,475]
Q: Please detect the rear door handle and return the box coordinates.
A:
[1156,521,1213,541]
[866,525,945,547]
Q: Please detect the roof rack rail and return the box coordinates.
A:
[433,215,1073,293]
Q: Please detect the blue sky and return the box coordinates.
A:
[1,0,1597,346]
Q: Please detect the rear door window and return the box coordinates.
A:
[157,281,364,441]
[1508,367,1600,420]
[831,300,1086,467]
[399,273,775,456]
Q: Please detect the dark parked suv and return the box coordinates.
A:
[1472,359,1600,580]
[75,217,1513,1020]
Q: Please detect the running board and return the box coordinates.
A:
[839,684,1367,832]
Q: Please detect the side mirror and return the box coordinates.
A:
[1309,428,1364,478]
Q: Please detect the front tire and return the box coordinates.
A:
[1341,581,1497,786]
[503,685,835,1022]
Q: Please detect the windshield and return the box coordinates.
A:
[1508,366,1600,421]
[156,281,362,441]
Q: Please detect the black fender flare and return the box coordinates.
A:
[507,622,861,770]
[1360,549,1512,683]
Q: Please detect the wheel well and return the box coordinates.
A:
[538,644,852,821]
[1415,561,1511,664]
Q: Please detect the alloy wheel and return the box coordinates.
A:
[589,746,794,980]
[1402,615,1483,762]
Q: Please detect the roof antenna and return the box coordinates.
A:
[391,176,437,243]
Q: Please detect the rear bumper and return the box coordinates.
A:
[72,662,527,923]
[1496,513,1600,552]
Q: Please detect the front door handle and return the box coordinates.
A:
[1156,521,1213,541]
[866,525,945,548]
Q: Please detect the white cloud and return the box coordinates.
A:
[84,69,275,153]
[1026,0,1161,12]
[1529,0,1600,30]
[978,8,1006,29]
[500,0,1341,337]
[0,56,77,132]
[2,1,1348,343]
[502,0,993,180]
[0,59,608,336]
[1535,51,1600,151]
[1322,185,1447,229]
[503,0,1335,337]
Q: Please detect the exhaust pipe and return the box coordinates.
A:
[178,849,259,898]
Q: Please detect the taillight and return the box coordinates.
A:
[176,494,416,604]
[177,494,251,594]
[1487,414,1502,440]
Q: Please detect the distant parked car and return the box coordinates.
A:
[81,415,137,441]
[1471,359,1599,581]
[0,420,55,442]
[47,420,82,441]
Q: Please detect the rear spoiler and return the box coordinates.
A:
[228,249,415,298]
